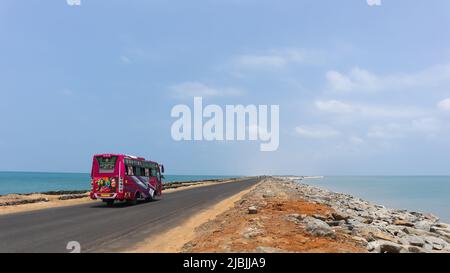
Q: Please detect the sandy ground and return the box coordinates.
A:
[126,181,260,253]
[0,179,243,216]
[0,193,94,215]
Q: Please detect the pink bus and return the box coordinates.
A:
[90,154,164,206]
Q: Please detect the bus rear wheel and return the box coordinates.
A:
[127,192,139,206]
[105,200,114,206]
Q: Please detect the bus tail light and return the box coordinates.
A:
[119,177,124,193]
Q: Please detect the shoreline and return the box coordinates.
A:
[180,177,449,253]
[1,176,448,253]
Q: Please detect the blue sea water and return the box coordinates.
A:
[301,176,450,223]
[1,173,448,222]
[0,172,239,195]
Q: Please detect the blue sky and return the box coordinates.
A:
[1,0,450,175]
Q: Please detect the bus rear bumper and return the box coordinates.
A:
[92,193,118,200]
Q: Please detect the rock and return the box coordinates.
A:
[243,227,264,239]
[327,220,346,227]
[414,220,432,232]
[58,194,88,200]
[430,228,450,243]
[402,227,432,237]
[372,231,398,243]
[332,211,350,221]
[367,241,380,252]
[376,240,407,253]
[423,244,433,251]
[312,214,329,221]
[303,216,336,239]
[408,246,425,253]
[423,213,439,222]
[285,214,302,223]
[403,235,425,247]
[0,197,49,206]
[248,206,258,214]
[346,218,362,228]
[255,246,287,253]
[352,236,368,247]
[385,225,405,237]
[262,191,276,198]
[423,236,448,250]
[394,219,415,227]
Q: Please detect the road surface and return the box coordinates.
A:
[0,177,260,253]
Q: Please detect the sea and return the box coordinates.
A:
[0,172,448,223]
[0,172,238,195]
[300,176,450,223]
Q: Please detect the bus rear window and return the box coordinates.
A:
[96,156,118,173]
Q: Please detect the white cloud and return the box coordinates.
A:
[170,82,244,99]
[437,98,450,111]
[367,124,405,139]
[349,136,364,144]
[315,99,425,119]
[367,117,445,140]
[233,48,319,70]
[315,100,354,113]
[295,125,341,139]
[326,63,450,93]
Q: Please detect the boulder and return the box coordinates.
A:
[414,220,432,232]
[376,240,407,253]
[403,235,426,247]
[312,214,329,221]
[302,216,336,239]
[423,236,448,250]
[394,219,415,227]
[371,231,398,243]
[408,246,426,253]
[332,211,350,221]
[248,206,258,214]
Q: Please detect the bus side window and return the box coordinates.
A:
[126,165,134,176]
[145,168,150,177]
[132,166,137,176]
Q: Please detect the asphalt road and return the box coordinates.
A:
[0,177,260,253]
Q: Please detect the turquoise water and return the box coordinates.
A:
[0,172,239,195]
[301,176,450,223]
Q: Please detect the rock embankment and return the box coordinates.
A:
[182,177,449,253]
[278,178,450,253]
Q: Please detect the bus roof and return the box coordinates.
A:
[93,154,159,165]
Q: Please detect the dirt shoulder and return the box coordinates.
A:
[127,179,260,253]
[0,178,243,216]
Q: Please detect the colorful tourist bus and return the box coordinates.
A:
[90,154,164,205]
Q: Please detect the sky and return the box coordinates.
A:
[1,0,450,175]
